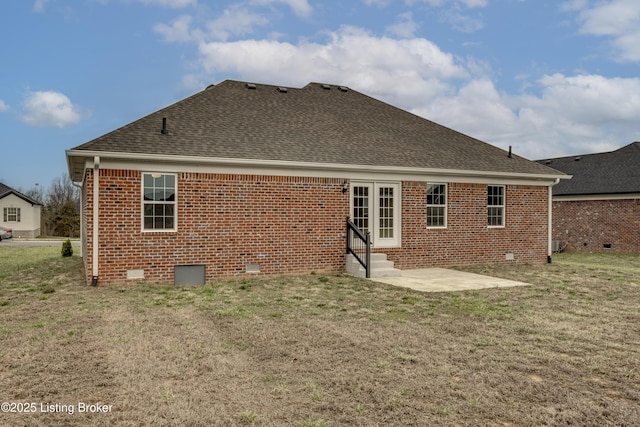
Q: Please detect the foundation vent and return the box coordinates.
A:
[174,265,206,286]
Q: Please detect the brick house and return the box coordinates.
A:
[66,80,567,285]
[539,142,640,253]
[0,182,42,239]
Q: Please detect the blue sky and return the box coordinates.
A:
[2,0,640,191]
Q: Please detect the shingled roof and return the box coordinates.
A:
[0,182,42,205]
[538,142,640,196]
[68,80,564,181]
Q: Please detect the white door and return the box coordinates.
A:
[351,182,400,248]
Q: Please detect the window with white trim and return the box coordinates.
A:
[487,185,505,227]
[143,173,176,231]
[426,183,447,228]
[3,207,21,222]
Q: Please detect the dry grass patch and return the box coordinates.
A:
[1,247,639,426]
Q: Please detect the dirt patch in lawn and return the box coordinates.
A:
[1,248,639,426]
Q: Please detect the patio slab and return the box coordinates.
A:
[371,268,530,292]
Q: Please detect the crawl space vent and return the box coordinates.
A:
[174,265,206,286]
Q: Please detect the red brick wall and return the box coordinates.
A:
[552,199,640,253]
[383,182,549,268]
[81,170,551,285]
[82,170,349,285]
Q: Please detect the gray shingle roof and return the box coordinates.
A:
[537,142,640,196]
[69,80,563,178]
[0,182,42,205]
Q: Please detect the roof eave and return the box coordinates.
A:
[66,149,570,183]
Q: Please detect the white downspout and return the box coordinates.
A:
[548,178,560,263]
[92,156,100,286]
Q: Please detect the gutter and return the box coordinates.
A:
[66,150,571,183]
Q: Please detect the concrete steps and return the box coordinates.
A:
[346,253,402,278]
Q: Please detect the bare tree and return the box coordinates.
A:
[42,174,81,237]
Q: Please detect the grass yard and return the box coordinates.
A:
[1,247,639,426]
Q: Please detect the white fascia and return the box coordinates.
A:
[67,150,570,186]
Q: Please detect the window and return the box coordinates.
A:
[3,207,21,222]
[426,183,447,228]
[143,173,176,231]
[487,185,505,227]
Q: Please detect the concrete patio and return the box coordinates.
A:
[371,268,530,292]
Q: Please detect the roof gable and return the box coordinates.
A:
[538,142,640,196]
[68,80,563,180]
[0,182,42,205]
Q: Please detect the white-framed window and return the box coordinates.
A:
[142,173,176,231]
[487,185,505,227]
[3,207,21,222]
[426,183,447,228]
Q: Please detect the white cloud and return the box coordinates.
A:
[206,5,269,41]
[154,15,197,42]
[417,73,640,159]
[572,0,640,62]
[21,91,82,128]
[0,100,9,112]
[197,26,467,108]
[386,12,418,38]
[250,0,312,17]
[138,0,196,8]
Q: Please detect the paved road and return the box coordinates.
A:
[0,239,80,247]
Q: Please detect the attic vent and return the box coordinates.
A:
[246,83,257,90]
[161,117,168,135]
[278,87,288,93]
[206,84,215,89]
[545,160,552,165]
[339,86,348,92]
[321,84,331,90]
[574,156,581,161]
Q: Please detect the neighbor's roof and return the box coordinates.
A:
[0,182,42,205]
[538,142,640,196]
[67,80,565,181]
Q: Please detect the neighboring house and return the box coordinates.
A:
[66,80,568,286]
[539,142,640,253]
[0,182,42,238]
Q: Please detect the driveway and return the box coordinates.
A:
[372,268,530,292]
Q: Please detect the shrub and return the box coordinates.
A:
[61,239,73,257]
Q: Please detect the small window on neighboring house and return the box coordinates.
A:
[488,185,505,227]
[427,183,447,228]
[142,173,176,231]
[4,207,21,222]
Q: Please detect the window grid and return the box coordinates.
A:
[378,187,394,239]
[143,174,176,231]
[4,207,21,222]
[487,185,505,227]
[352,186,369,234]
[426,183,446,228]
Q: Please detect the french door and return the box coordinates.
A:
[351,182,400,248]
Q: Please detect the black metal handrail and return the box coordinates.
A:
[346,216,371,278]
